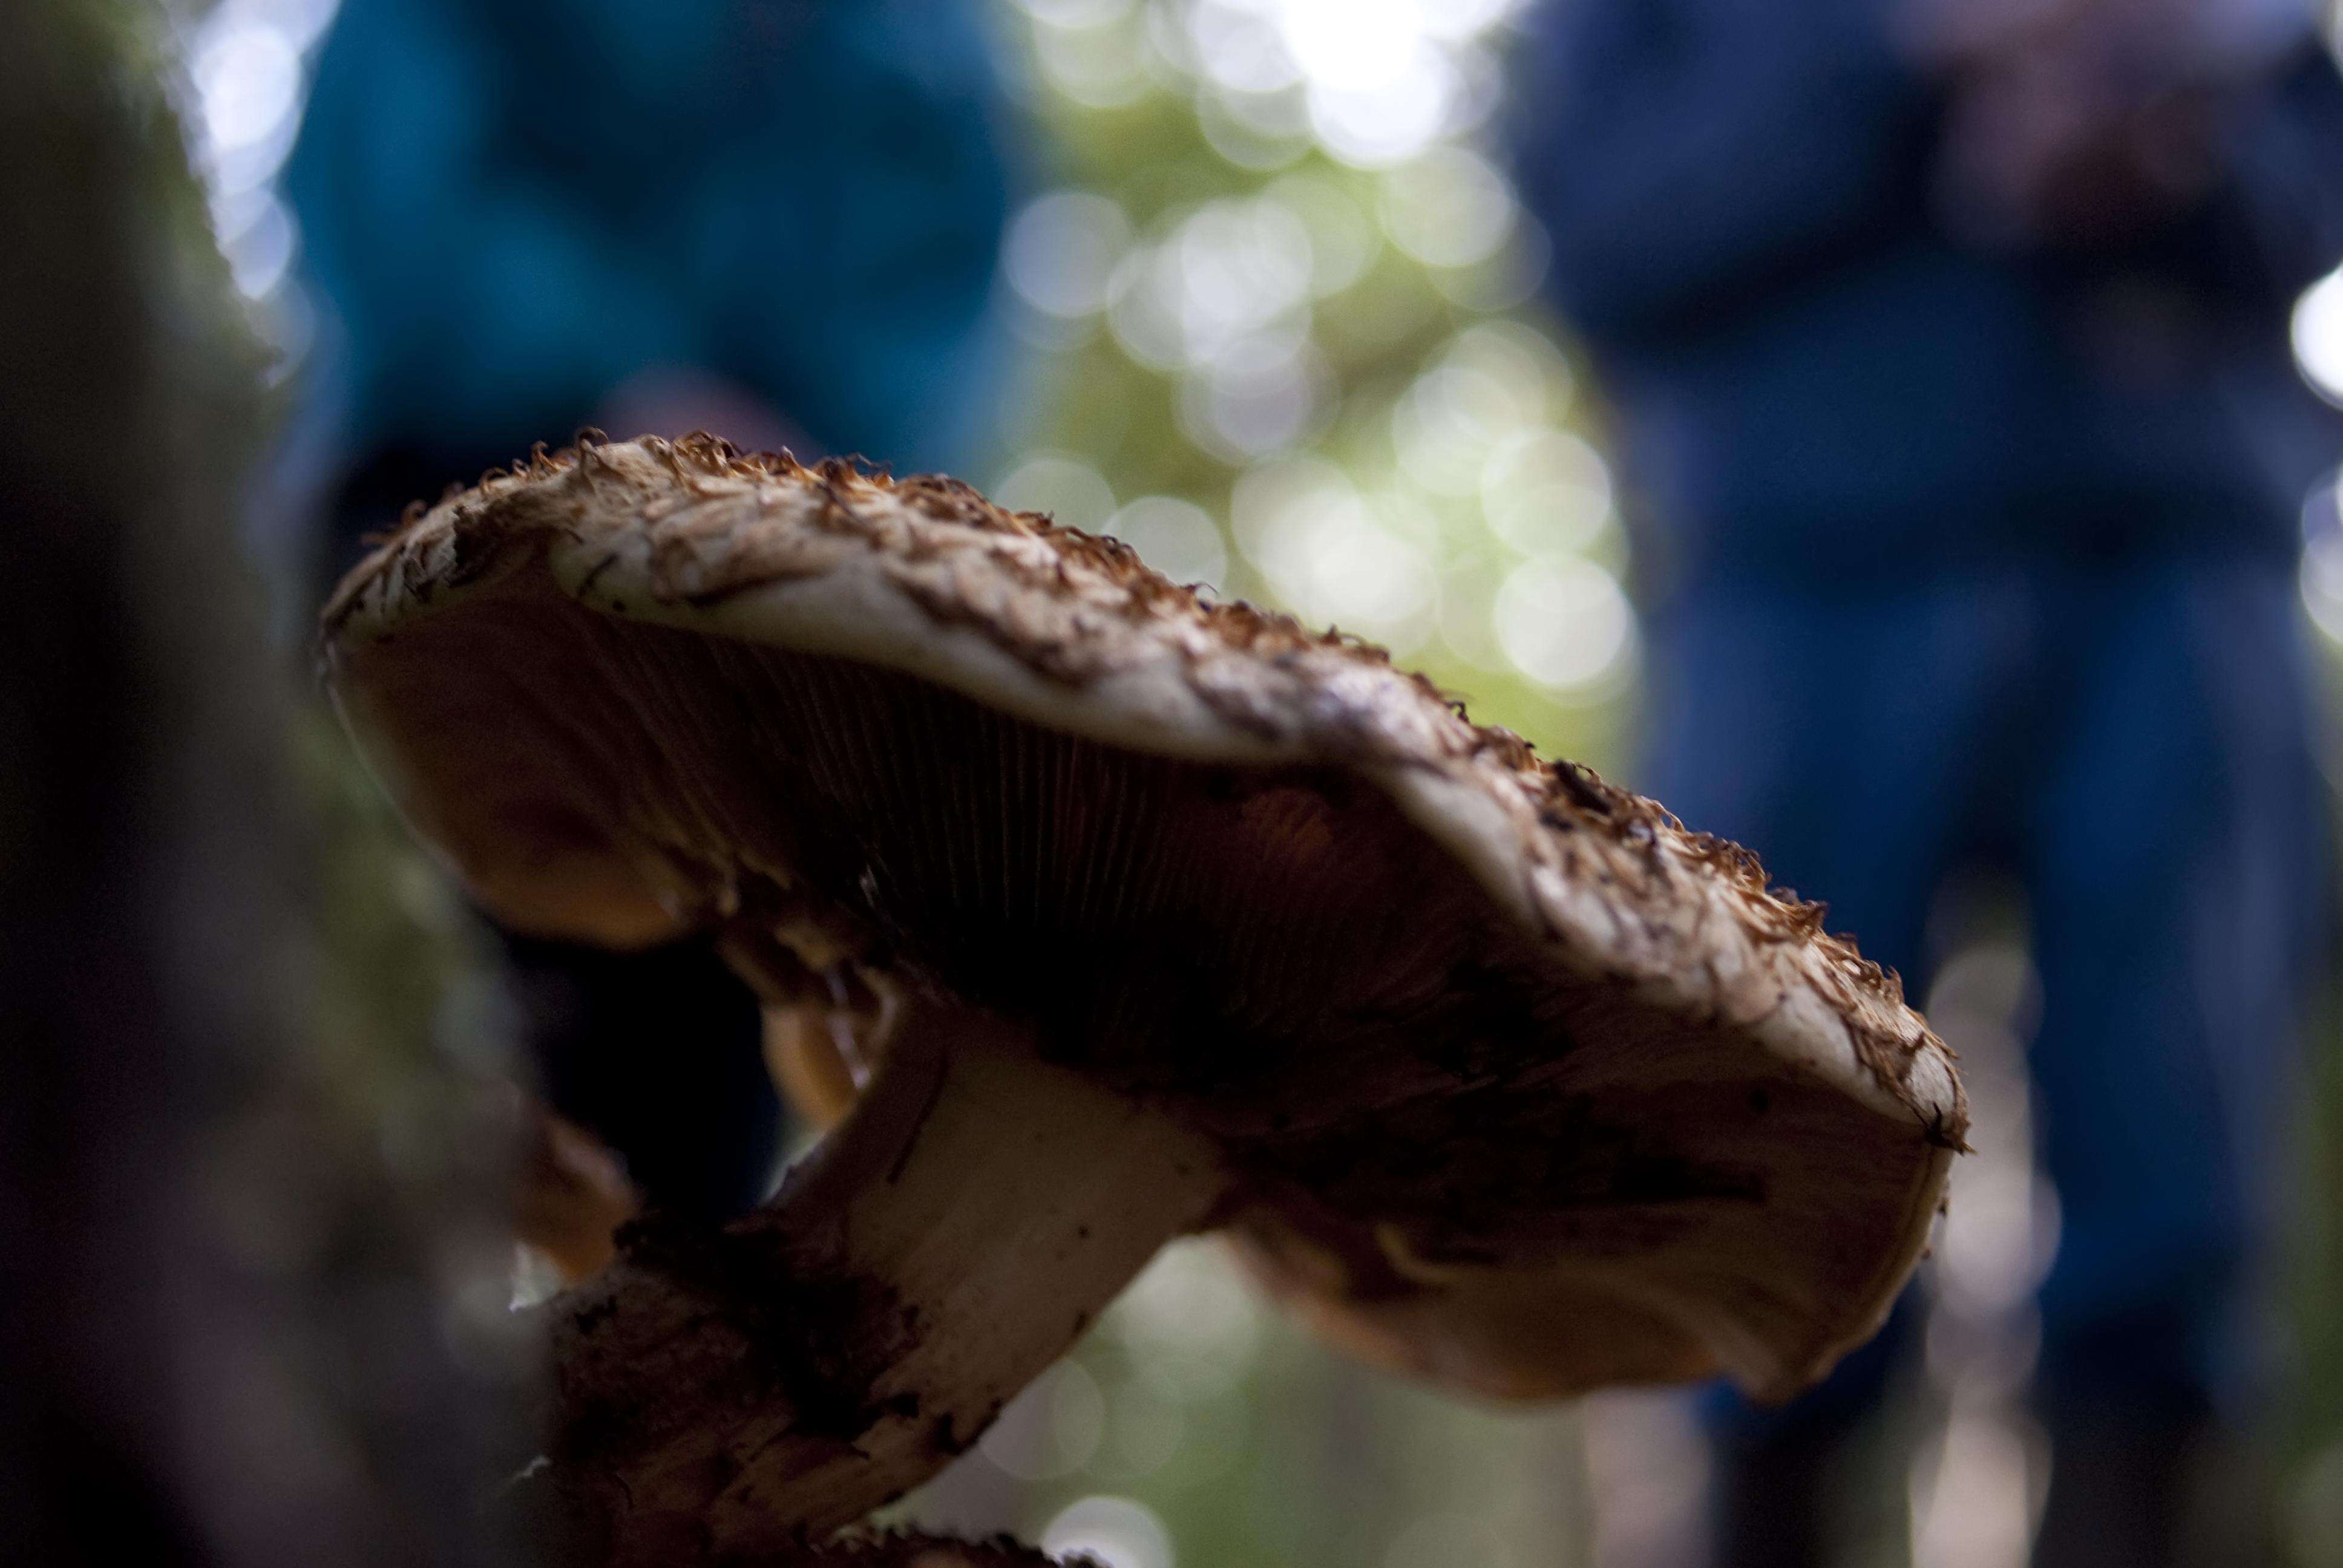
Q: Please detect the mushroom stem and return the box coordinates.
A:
[541,992,1228,1564]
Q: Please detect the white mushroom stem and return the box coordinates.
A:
[541,994,1229,1565]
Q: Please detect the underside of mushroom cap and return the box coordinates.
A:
[324,434,1965,1406]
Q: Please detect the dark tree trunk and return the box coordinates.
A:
[0,5,536,1563]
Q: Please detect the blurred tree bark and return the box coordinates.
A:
[0,4,534,1564]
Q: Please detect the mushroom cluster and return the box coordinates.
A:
[321,434,1965,1564]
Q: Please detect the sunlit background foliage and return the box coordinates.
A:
[980,0,1636,773]
[167,0,2343,1563]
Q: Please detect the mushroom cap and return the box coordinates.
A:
[322,434,1965,1403]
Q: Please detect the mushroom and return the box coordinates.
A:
[320,435,1965,1563]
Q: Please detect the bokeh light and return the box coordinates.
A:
[1493,557,1635,696]
[1006,191,1137,320]
[173,0,340,374]
[993,452,1121,535]
[1029,4,1155,109]
[1106,496,1229,588]
[1233,459,1438,652]
[1042,1494,1178,1568]
[2296,266,2343,407]
[1483,428,1608,556]
[1109,1239,1266,1405]
[1377,146,1517,270]
[983,1362,1110,1482]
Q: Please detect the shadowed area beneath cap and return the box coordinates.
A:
[335,537,1942,1402]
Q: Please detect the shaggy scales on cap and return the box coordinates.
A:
[322,434,1965,1563]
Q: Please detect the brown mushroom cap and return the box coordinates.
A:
[323,435,1964,1553]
